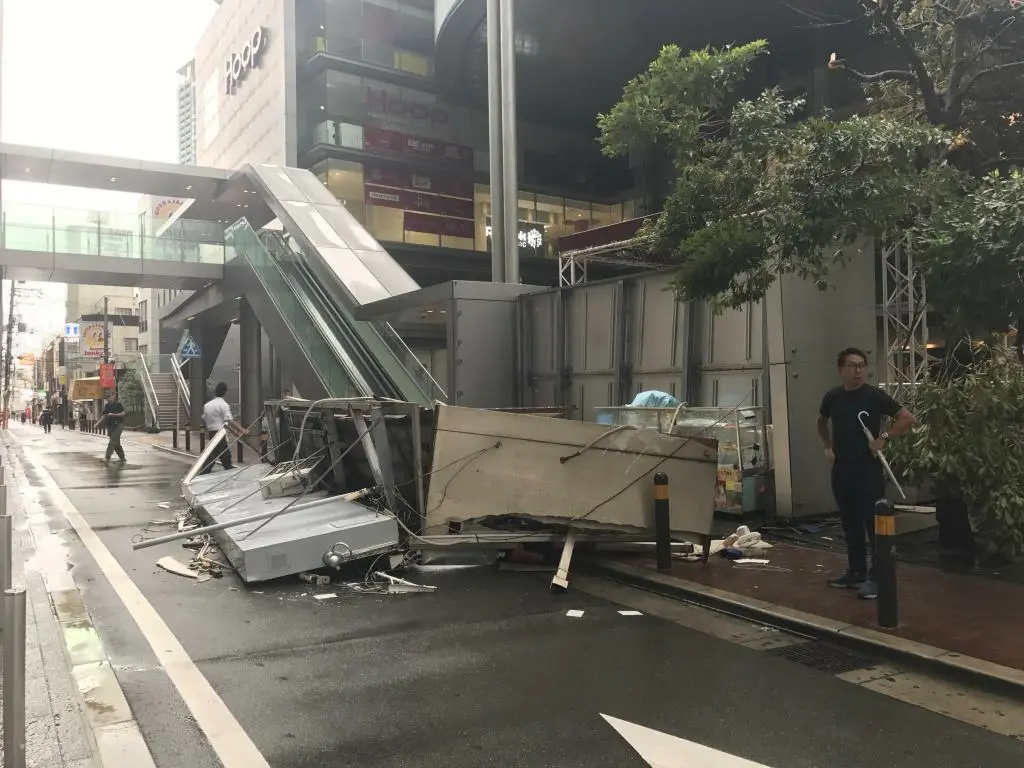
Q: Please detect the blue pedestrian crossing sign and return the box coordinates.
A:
[179,333,202,359]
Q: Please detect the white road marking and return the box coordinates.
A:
[602,714,773,767]
[566,609,585,618]
[26,448,272,768]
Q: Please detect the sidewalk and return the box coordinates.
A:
[0,441,97,768]
[590,542,1024,692]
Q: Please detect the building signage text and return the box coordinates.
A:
[365,87,448,129]
[225,27,267,95]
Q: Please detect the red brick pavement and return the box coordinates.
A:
[629,543,1023,672]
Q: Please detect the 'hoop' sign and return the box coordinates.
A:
[225,27,267,95]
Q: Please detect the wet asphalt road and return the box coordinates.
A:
[8,423,1024,768]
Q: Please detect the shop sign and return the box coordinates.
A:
[81,323,108,358]
[364,128,473,168]
[486,222,546,252]
[225,27,267,95]
[99,363,116,390]
[365,185,474,220]
[366,87,448,128]
[365,165,473,200]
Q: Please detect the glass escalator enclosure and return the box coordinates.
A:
[226,218,371,399]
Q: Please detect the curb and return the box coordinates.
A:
[585,557,1024,696]
[149,444,198,462]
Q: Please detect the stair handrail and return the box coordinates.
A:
[170,352,191,410]
[137,353,161,429]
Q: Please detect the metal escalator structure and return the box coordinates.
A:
[224,163,445,406]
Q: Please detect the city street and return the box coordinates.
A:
[7,422,1024,768]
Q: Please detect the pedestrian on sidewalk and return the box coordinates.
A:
[817,347,914,600]
[200,382,247,474]
[40,408,53,434]
[96,391,127,463]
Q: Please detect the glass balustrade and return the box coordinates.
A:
[0,201,228,264]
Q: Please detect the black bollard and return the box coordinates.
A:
[199,431,206,453]
[172,429,178,450]
[184,429,191,453]
[654,472,671,571]
[237,439,243,465]
[260,431,268,459]
[874,498,898,629]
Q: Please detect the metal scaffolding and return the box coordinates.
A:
[557,239,668,287]
[880,237,931,401]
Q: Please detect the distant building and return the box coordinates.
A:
[177,59,198,166]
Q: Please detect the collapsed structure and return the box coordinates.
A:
[155,398,719,585]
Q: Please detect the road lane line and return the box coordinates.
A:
[25,447,272,768]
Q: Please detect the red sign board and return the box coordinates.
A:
[364,164,473,200]
[364,127,473,168]
[99,363,116,390]
[404,212,475,239]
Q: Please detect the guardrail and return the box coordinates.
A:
[0,454,27,768]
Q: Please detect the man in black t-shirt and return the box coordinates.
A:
[817,348,914,599]
[96,391,127,463]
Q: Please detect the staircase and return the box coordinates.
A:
[150,372,187,431]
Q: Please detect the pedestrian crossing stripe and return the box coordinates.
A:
[180,335,202,359]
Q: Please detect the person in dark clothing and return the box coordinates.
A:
[96,391,127,463]
[40,409,53,433]
[817,348,915,600]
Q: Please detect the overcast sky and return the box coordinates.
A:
[1,0,217,342]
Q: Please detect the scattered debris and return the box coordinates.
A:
[566,609,585,618]
[157,557,198,579]
[156,502,172,510]
[618,610,643,616]
[313,593,339,601]
[299,572,332,586]
[733,558,770,565]
[373,572,436,594]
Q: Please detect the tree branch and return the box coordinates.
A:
[876,5,947,125]
[833,62,919,84]
[964,59,1024,91]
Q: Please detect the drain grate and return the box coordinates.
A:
[767,641,875,675]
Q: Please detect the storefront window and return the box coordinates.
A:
[590,202,624,229]
[298,0,434,78]
[313,159,366,223]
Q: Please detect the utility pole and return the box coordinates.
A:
[103,296,109,364]
[2,281,14,422]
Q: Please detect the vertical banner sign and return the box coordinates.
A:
[99,364,116,390]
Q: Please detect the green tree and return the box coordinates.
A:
[598,1,1024,335]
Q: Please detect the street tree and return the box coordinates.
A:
[597,1,1024,336]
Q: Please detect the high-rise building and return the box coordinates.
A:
[177,59,198,166]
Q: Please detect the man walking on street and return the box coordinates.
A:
[200,382,247,474]
[96,391,127,463]
[817,348,914,600]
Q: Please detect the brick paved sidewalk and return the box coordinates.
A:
[613,542,1024,674]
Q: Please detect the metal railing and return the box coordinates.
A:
[0,455,28,768]
[136,353,161,429]
[171,352,190,411]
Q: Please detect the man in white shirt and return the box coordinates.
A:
[200,382,247,474]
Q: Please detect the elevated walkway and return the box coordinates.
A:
[1,142,442,405]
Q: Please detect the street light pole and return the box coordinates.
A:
[486,0,505,283]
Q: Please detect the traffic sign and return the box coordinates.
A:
[63,323,80,339]
[179,334,202,359]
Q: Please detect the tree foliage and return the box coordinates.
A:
[886,345,1024,561]
[598,2,1024,333]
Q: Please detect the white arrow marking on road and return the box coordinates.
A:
[601,714,773,768]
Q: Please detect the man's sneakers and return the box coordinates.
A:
[827,571,879,600]
[827,570,866,589]
[856,580,878,600]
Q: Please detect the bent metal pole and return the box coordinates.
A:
[857,410,907,499]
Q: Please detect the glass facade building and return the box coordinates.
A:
[190,0,638,284]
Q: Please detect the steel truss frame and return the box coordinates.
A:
[880,237,931,401]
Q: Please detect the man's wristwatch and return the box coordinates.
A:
[880,432,889,442]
